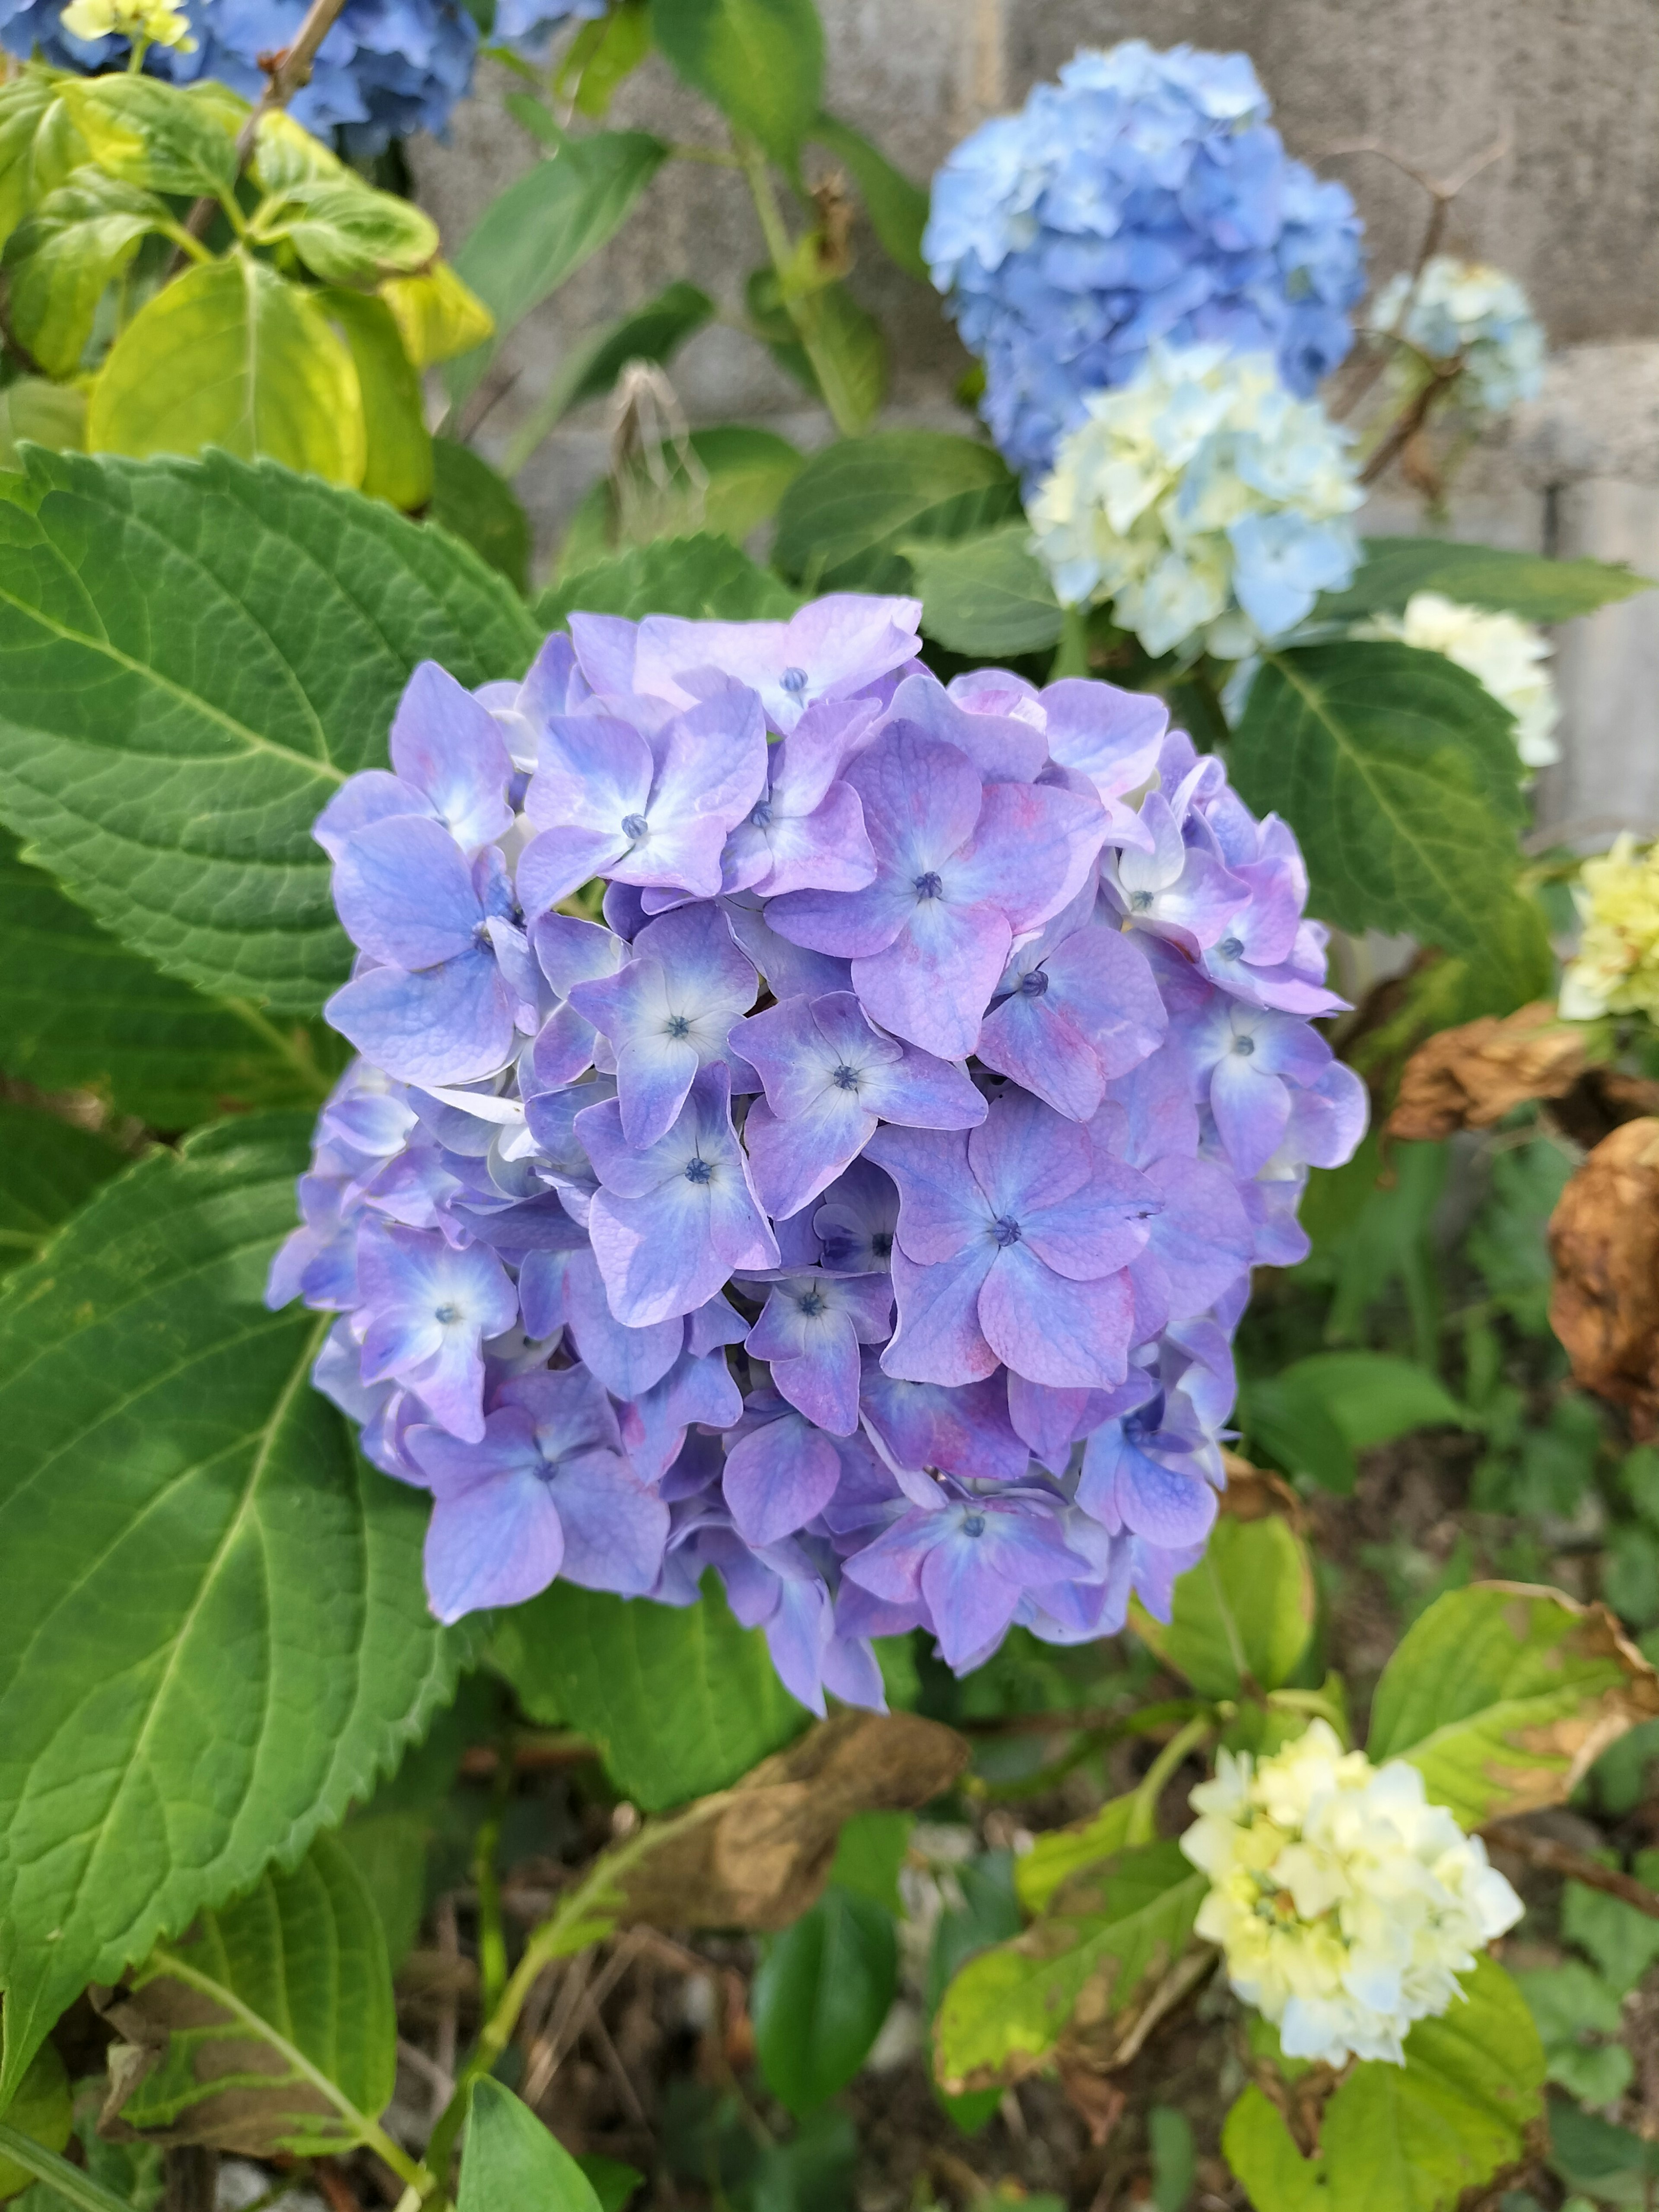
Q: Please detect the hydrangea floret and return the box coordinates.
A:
[1030,342,1363,658]
[1371,256,1546,418]
[271,592,1366,1708]
[1359,591,1560,771]
[1559,834,1659,1022]
[924,40,1365,483]
[0,0,601,145]
[1182,1719,1523,2066]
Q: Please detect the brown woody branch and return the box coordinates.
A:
[1484,1820,1659,1922]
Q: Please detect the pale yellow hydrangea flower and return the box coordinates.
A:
[1560,834,1659,1021]
[1181,1719,1521,2067]
[59,0,197,48]
[1363,591,1560,771]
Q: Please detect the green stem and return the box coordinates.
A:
[0,2126,141,2212]
[471,1755,513,2021]
[738,138,861,439]
[413,1796,726,2206]
[1050,602,1091,681]
[126,31,149,70]
[1125,1715,1214,1847]
[156,217,216,266]
[148,1956,430,2195]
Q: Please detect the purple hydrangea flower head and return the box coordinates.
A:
[276,592,1364,1696]
[925,40,1364,480]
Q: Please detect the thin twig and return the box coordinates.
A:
[1484,1822,1659,1920]
[172,0,351,260]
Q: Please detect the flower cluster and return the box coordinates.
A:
[1360,591,1560,771]
[1030,342,1363,658]
[0,0,601,146]
[1182,1720,1522,2066]
[270,593,1365,1711]
[1560,833,1659,1022]
[1371,256,1546,419]
[924,41,1366,483]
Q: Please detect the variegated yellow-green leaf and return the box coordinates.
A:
[1366,1581,1659,1827]
[323,288,433,511]
[248,106,347,194]
[256,177,439,285]
[88,254,367,487]
[0,66,90,254]
[1015,1795,1137,1917]
[4,168,168,378]
[102,1833,397,2157]
[380,260,494,368]
[933,1843,1205,2091]
[0,373,85,467]
[59,73,241,201]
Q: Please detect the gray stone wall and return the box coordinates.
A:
[410,0,1659,834]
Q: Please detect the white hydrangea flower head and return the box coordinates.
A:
[1560,834,1659,1021]
[1030,343,1362,661]
[1361,592,1560,770]
[1181,1719,1522,2067]
[1372,256,1546,416]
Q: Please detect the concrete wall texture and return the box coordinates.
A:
[410,0,1659,839]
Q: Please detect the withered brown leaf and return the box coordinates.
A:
[1549,1116,1659,1435]
[1388,1001,1590,1142]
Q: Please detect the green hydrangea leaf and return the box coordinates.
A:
[772,430,1020,594]
[1366,1582,1659,1827]
[429,438,531,592]
[753,1885,897,2116]
[103,1833,397,2157]
[0,448,538,1012]
[458,2080,601,2212]
[59,75,240,201]
[322,288,434,512]
[536,531,799,629]
[255,177,439,284]
[0,1099,125,1274]
[88,255,366,486]
[0,68,91,256]
[1230,641,1528,954]
[905,523,1064,656]
[1320,536,1655,624]
[3,170,167,379]
[1130,1509,1316,1699]
[0,1114,475,2106]
[489,1574,808,1812]
[651,0,823,174]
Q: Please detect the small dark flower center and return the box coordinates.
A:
[1130,889,1154,912]
[666,1014,692,1040]
[683,1157,713,1184]
[780,665,809,696]
[1018,967,1050,998]
[992,1215,1022,1247]
[913,870,944,900]
[750,799,774,828]
[1233,1034,1256,1057]
[434,1302,459,1324]
[621,812,650,840]
[1218,935,1245,960]
[798,1288,827,1317]
[831,1063,861,1092]
[871,1230,893,1259]
[961,1511,986,1538]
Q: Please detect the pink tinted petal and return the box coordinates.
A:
[1139,1156,1254,1320]
[952,781,1104,934]
[978,1245,1132,1388]
[757,780,878,896]
[1021,1153,1160,1279]
[886,671,1048,782]
[863,1125,986,1263]
[770,1318,863,1434]
[881,1242,998,1384]
[845,726,984,871]
[860,1039,987,1130]
[424,1472,563,1621]
[852,897,1011,1061]
[766,876,913,959]
[723,1417,843,1546]
[1044,925,1168,1075]
[975,992,1105,1121]
[966,1089,1091,1220]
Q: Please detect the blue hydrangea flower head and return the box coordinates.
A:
[925,39,1366,480]
[0,0,604,147]
[270,590,1365,1707]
